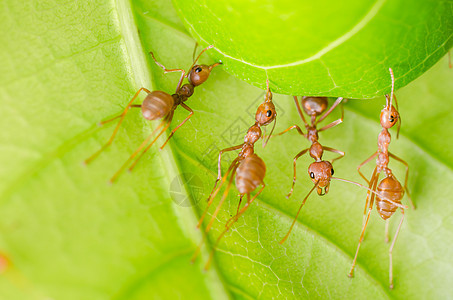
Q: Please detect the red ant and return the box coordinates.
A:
[348,68,414,289]
[84,46,221,182]
[191,80,277,270]
[277,96,407,244]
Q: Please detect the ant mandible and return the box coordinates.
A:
[191,80,277,270]
[348,68,414,289]
[84,45,221,183]
[277,96,406,244]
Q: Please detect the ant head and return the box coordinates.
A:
[255,100,276,126]
[188,65,212,86]
[179,83,194,98]
[301,97,328,116]
[244,125,262,144]
[380,101,399,129]
[308,161,334,196]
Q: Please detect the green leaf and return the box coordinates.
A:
[0,0,452,299]
[172,0,453,98]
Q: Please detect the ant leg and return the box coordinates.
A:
[363,168,379,226]
[318,102,344,132]
[224,194,245,228]
[197,159,239,228]
[159,103,194,150]
[109,113,173,183]
[190,233,206,263]
[357,152,378,184]
[206,145,243,203]
[280,182,318,244]
[287,148,310,198]
[127,110,175,173]
[322,146,345,163]
[205,184,265,270]
[149,52,186,92]
[348,205,373,278]
[84,88,151,165]
[385,219,390,243]
[206,166,238,232]
[389,152,415,209]
[293,96,309,126]
[276,125,306,137]
[317,97,344,124]
[389,209,405,289]
[98,105,142,125]
[236,194,244,216]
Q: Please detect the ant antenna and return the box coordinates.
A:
[263,116,277,148]
[393,94,401,138]
[192,42,199,62]
[188,45,214,71]
[331,177,407,209]
[388,68,395,110]
[280,182,319,244]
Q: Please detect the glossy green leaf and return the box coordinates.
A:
[0,0,452,299]
[172,0,453,98]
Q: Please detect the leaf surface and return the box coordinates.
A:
[0,0,452,299]
[172,0,453,98]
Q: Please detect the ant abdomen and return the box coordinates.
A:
[141,91,174,121]
[376,176,404,220]
[235,154,266,194]
[301,97,328,116]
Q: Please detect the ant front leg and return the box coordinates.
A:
[318,99,344,132]
[389,152,415,209]
[287,148,310,198]
[357,152,378,185]
[276,125,306,137]
[293,96,309,126]
[84,87,151,165]
[149,52,186,92]
[322,146,345,164]
[159,103,194,150]
[317,97,344,125]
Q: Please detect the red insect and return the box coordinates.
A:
[84,46,221,182]
[348,68,414,289]
[192,80,277,270]
[277,95,406,245]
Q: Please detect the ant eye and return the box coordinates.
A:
[266,110,272,117]
[331,168,334,175]
[195,67,202,73]
[310,172,315,179]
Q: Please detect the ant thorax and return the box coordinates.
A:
[309,141,323,161]
[244,124,262,144]
[306,126,319,143]
[378,129,391,152]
